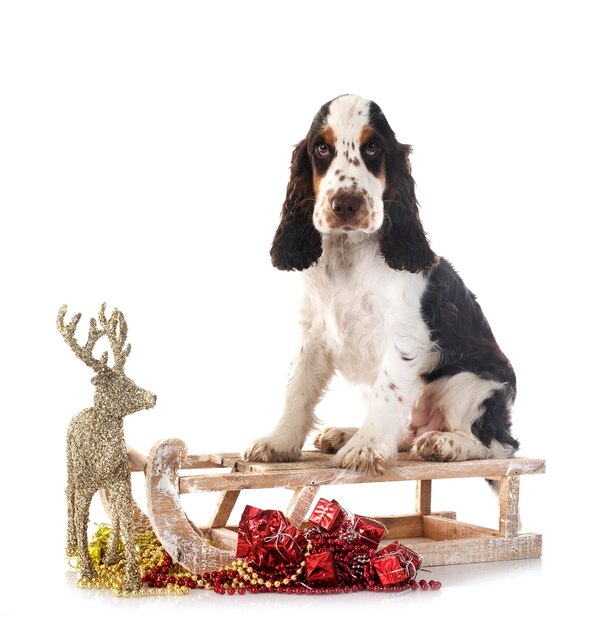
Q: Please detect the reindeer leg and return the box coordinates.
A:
[103,488,121,566]
[115,481,141,592]
[66,481,77,557]
[75,487,97,580]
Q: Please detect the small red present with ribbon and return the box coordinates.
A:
[261,513,307,567]
[305,551,338,585]
[353,514,387,546]
[236,504,262,560]
[308,498,345,532]
[236,505,307,568]
[372,541,423,585]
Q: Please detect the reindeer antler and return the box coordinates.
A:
[57,304,110,372]
[98,303,131,372]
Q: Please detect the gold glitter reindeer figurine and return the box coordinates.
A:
[58,303,156,592]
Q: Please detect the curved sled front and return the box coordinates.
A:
[146,438,235,574]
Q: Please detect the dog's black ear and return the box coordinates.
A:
[379,143,438,272]
[270,139,322,271]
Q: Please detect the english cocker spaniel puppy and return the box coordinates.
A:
[244,94,518,474]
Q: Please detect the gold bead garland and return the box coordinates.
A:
[70,524,191,596]
[70,524,314,597]
[225,540,312,590]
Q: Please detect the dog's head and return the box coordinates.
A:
[271,94,437,272]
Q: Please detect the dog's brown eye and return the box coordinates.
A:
[365,141,380,157]
[315,142,330,158]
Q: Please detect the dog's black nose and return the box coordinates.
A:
[332,193,361,220]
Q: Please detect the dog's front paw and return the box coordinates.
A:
[334,439,395,475]
[413,431,457,461]
[314,427,358,453]
[243,436,301,463]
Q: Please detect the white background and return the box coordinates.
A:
[1,0,612,622]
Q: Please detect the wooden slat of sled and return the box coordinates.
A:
[179,457,545,494]
[411,534,543,567]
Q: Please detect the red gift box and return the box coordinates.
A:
[373,554,408,585]
[236,505,307,568]
[372,541,423,585]
[236,505,263,560]
[377,541,423,571]
[305,551,338,585]
[260,513,307,568]
[351,514,387,547]
[309,498,345,532]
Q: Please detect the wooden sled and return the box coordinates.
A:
[130,438,545,575]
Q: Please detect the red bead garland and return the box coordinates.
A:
[137,547,442,596]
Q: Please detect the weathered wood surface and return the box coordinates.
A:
[415,479,432,515]
[208,489,241,529]
[127,445,148,472]
[374,511,459,539]
[285,485,320,527]
[145,439,544,570]
[146,438,235,574]
[179,455,545,494]
[498,476,520,537]
[230,451,545,475]
[407,533,542,567]
[422,514,499,540]
[202,527,239,551]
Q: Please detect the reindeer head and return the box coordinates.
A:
[57,303,157,417]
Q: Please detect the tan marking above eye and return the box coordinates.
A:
[359,125,374,145]
[322,125,336,149]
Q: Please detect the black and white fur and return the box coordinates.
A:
[244,94,518,474]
